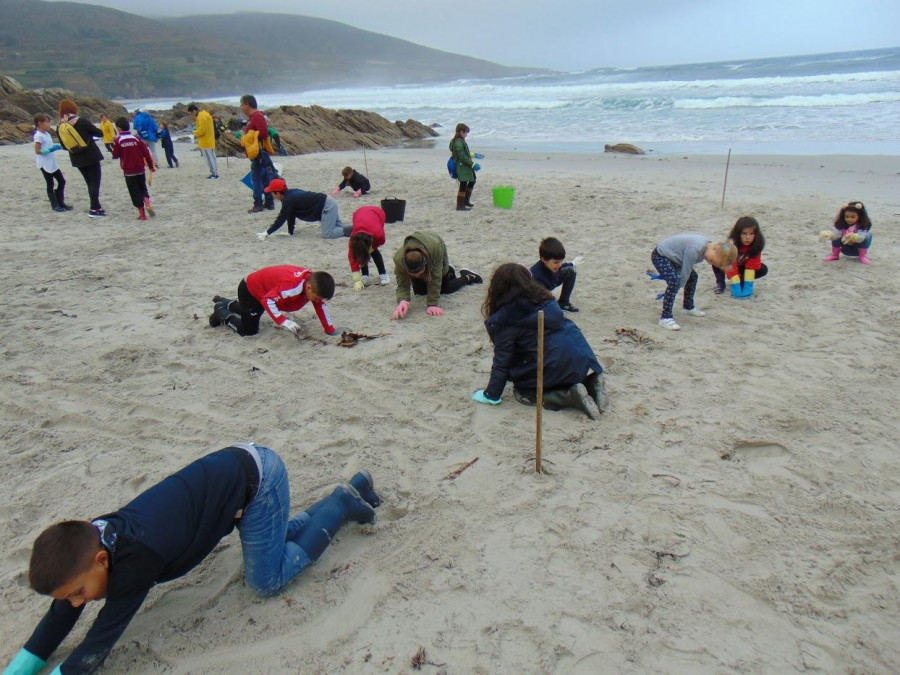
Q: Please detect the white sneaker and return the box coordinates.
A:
[379,273,390,285]
[682,307,706,317]
[659,318,681,331]
[361,275,371,286]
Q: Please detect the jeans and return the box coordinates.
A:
[320,196,348,238]
[250,156,274,209]
[77,162,102,211]
[200,148,218,177]
[651,249,697,319]
[236,445,314,596]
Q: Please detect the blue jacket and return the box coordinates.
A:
[132,111,159,142]
[22,447,256,674]
[530,260,574,291]
[483,298,601,400]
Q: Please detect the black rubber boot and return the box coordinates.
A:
[464,186,474,207]
[55,187,73,210]
[542,384,600,420]
[583,372,609,413]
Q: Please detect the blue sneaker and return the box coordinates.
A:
[349,470,382,508]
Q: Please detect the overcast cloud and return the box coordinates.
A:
[51,0,900,71]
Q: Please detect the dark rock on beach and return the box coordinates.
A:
[604,143,646,155]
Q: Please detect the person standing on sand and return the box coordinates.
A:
[240,94,275,213]
[56,98,106,218]
[188,104,219,179]
[131,109,161,168]
[2,444,380,675]
[99,114,116,154]
[449,123,480,211]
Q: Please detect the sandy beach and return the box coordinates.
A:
[1,142,898,673]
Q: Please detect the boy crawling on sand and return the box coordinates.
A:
[4,444,381,674]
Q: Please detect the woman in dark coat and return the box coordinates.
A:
[57,99,106,217]
[472,263,608,419]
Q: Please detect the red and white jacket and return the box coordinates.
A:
[725,243,762,279]
[111,131,153,175]
[348,206,387,272]
[246,265,334,334]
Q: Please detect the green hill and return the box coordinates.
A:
[0,0,542,98]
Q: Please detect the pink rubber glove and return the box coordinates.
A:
[353,189,362,198]
[331,187,340,196]
[392,300,410,319]
[426,305,444,317]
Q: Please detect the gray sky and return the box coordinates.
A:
[58,0,899,71]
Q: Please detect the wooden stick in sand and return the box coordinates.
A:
[535,310,544,473]
[721,148,732,209]
[363,147,369,177]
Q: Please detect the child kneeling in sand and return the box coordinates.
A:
[332,166,371,197]
[209,265,337,337]
[712,216,768,298]
[349,205,390,290]
[820,200,873,265]
[392,231,483,319]
[4,444,381,675]
[651,233,736,331]
[472,263,608,419]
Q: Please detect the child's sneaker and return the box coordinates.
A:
[682,307,706,317]
[361,275,371,287]
[459,268,483,284]
[88,209,106,218]
[559,301,579,312]
[659,318,680,330]
[714,282,725,294]
[379,273,390,285]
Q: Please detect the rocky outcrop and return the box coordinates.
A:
[0,76,128,144]
[0,75,438,153]
[604,143,646,155]
[154,103,438,157]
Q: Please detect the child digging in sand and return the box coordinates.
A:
[713,216,767,298]
[472,263,608,419]
[651,233,736,331]
[332,166,371,197]
[348,206,390,290]
[530,236,582,312]
[111,116,156,221]
[209,265,337,338]
[3,444,380,674]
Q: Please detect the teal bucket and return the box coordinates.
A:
[492,186,515,209]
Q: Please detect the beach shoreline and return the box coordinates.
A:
[1,142,898,673]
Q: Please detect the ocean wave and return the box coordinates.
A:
[674,92,900,109]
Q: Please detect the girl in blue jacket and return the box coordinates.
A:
[472,263,608,419]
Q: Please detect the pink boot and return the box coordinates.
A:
[858,248,871,265]
[822,247,841,262]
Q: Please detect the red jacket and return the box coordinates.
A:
[243,110,269,136]
[725,243,762,279]
[111,132,153,175]
[246,265,334,334]
[348,206,387,272]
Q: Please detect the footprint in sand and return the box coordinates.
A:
[726,440,808,485]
